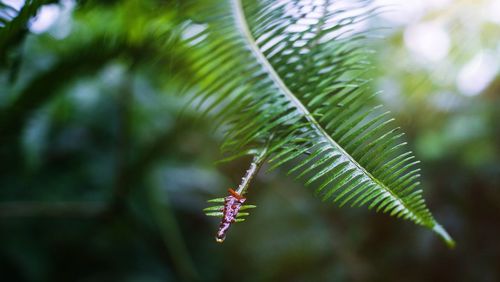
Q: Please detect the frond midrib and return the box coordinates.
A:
[231,0,429,226]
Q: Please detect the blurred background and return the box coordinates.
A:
[0,0,499,281]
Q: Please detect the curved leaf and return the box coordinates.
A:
[184,0,454,247]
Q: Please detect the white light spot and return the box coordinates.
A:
[182,23,208,46]
[286,24,309,33]
[404,22,450,62]
[487,0,500,24]
[457,51,499,96]
[293,39,308,48]
[29,4,60,34]
[261,35,286,53]
[297,18,319,26]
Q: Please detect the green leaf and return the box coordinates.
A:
[187,0,454,247]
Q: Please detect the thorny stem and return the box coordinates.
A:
[235,146,268,196]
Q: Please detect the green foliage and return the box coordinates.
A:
[181,0,454,247]
[0,0,454,249]
[2,0,499,280]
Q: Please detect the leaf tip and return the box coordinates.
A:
[433,223,455,249]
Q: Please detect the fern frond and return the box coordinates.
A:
[184,0,454,247]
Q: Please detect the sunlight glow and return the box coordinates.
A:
[30,4,60,34]
[457,51,499,96]
[487,0,500,24]
[404,22,450,62]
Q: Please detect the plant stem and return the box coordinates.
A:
[235,146,268,196]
